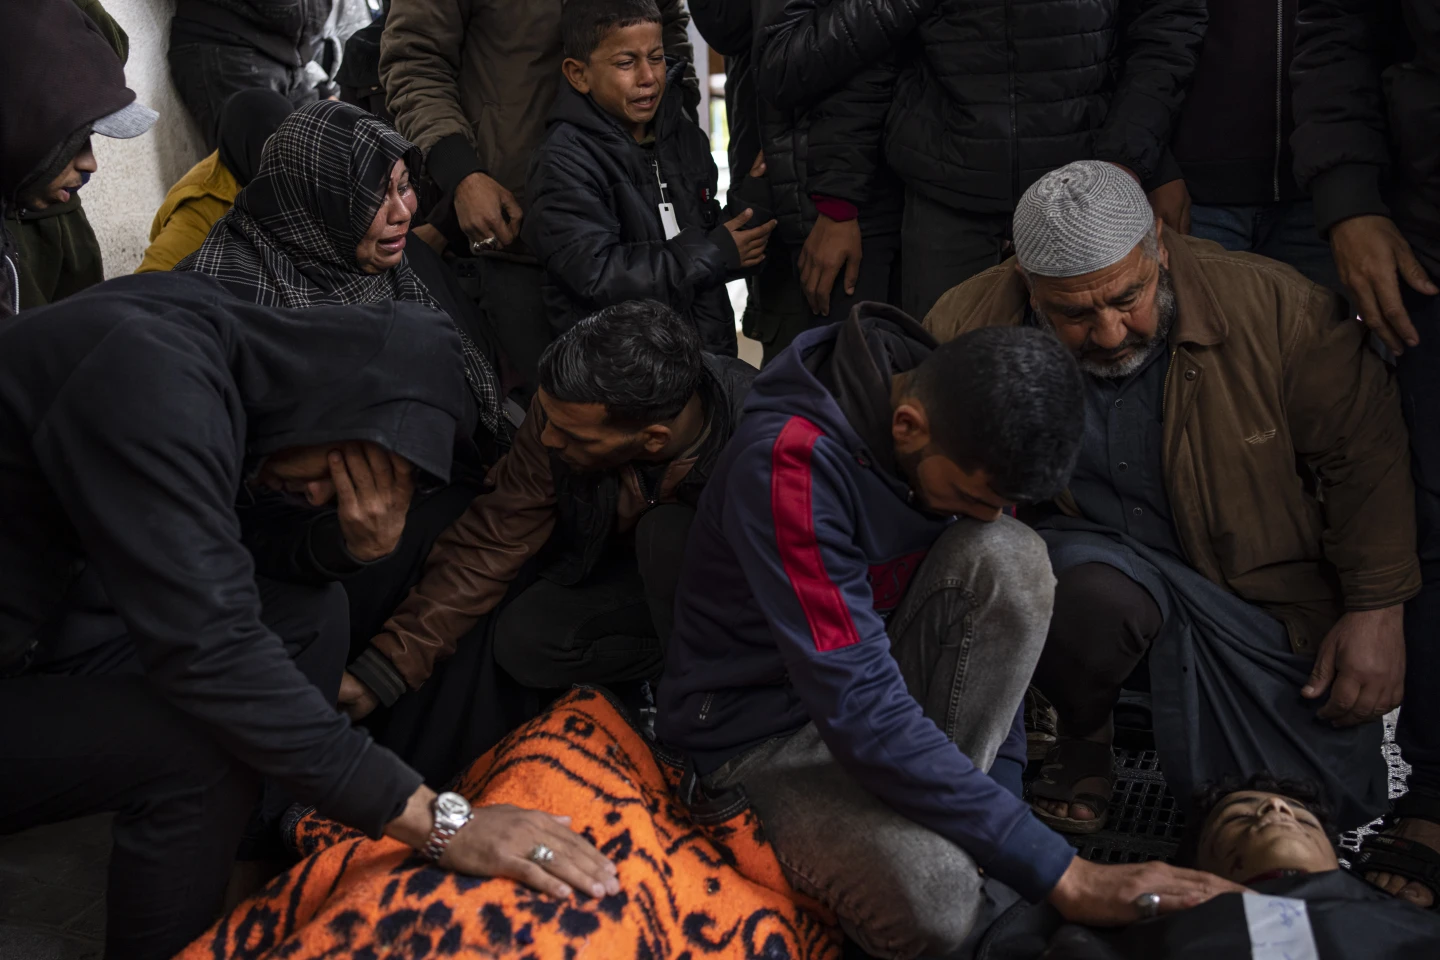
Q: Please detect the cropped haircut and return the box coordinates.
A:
[910,327,1085,503]
[561,0,663,62]
[538,299,703,428]
[1174,773,1340,867]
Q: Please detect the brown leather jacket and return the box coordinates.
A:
[359,357,754,697]
[379,0,696,203]
[924,234,1420,654]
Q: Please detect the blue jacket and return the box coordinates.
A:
[657,308,1075,902]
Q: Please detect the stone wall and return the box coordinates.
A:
[85,0,207,277]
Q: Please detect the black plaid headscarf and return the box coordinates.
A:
[178,99,500,432]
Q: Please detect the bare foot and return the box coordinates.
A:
[1367,818,1439,908]
[1033,720,1112,823]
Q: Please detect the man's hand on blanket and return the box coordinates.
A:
[1048,857,1246,925]
[387,787,621,900]
[1303,605,1406,727]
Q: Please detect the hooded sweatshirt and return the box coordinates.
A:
[656,305,1075,903]
[0,271,467,837]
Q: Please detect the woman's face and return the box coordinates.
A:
[355,158,417,275]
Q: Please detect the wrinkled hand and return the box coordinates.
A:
[442,804,621,901]
[332,441,414,562]
[339,670,380,721]
[1147,179,1191,235]
[455,171,524,248]
[799,215,862,316]
[1330,215,1438,354]
[1048,857,1245,926]
[724,208,778,268]
[1303,605,1406,726]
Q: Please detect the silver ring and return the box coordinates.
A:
[1133,892,1161,919]
[529,843,555,865]
[470,236,498,254]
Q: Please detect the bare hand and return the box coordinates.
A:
[1147,179,1191,235]
[799,215,862,316]
[331,442,413,562]
[455,171,523,248]
[443,804,621,900]
[724,208,777,269]
[1048,857,1245,925]
[1302,605,1406,726]
[748,149,767,178]
[1330,215,1438,354]
[339,670,380,721]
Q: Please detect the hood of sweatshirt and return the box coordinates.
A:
[545,58,692,146]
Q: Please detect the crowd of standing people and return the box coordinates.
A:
[2,0,1440,958]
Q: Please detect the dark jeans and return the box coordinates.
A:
[0,576,348,960]
[900,190,1013,321]
[705,517,1055,960]
[745,231,901,366]
[1398,288,1440,796]
[1032,562,1163,737]
[1189,201,1342,293]
[167,40,318,150]
[493,504,694,689]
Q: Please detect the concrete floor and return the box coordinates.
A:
[0,816,109,960]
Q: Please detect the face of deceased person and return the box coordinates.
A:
[1025,220,1176,380]
[1194,790,1340,882]
[355,159,417,275]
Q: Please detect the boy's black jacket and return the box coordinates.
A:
[523,59,739,356]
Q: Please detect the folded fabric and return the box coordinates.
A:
[178,688,841,960]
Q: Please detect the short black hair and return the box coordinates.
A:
[561,0,663,62]
[910,326,1084,503]
[538,299,703,427]
[1174,773,1340,867]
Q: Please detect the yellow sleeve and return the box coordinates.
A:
[135,196,232,274]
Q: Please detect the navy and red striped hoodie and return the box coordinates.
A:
[657,305,1075,903]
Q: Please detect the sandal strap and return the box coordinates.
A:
[1030,739,1115,808]
[1356,834,1440,892]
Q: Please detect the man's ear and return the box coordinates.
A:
[562,57,591,94]
[639,424,672,455]
[891,401,932,457]
[1154,218,1171,270]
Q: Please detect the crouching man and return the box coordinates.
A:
[657,304,1242,959]
[347,300,755,717]
[926,160,1418,834]
[0,273,618,960]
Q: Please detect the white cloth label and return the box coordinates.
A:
[1242,892,1319,960]
[658,202,681,240]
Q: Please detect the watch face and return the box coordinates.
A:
[435,792,471,820]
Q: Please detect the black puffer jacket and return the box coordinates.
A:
[692,0,901,246]
[1291,0,1440,275]
[756,0,1207,213]
[523,60,738,356]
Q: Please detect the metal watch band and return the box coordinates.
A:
[422,819,461,861]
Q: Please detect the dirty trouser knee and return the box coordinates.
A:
[708,516,1056,959]
[1032,562,1164,737]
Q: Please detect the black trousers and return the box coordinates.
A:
[167,39,318,150]
[493,504,695,689]
[0,576,348,960]
[899,189,1013,321]
[1031,562,1164,737]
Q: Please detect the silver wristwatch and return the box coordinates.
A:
[422,791,473,862]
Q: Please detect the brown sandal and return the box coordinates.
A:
[1030,738,1115,835]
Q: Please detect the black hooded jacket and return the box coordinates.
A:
[1291,0,1440,275]
[0,272,467,837]
[755,0,1207,212]
[522,60,739,356]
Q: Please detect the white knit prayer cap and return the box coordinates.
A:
[1013,161,1155,278]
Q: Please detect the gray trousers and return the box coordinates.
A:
[706,517,1056,959]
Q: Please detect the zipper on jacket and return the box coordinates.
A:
[1272,0,1284,202]
[1004,0,1020,204]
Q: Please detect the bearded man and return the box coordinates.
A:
[925,160,1419,834]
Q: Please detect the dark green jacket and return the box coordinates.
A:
[6,0,128,309]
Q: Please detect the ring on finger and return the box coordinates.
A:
[529,843,556,865]
[1133,892,1161,919]
[470,236,499,254]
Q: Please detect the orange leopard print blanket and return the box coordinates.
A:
[177,688,842,959]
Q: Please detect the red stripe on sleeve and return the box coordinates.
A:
[771,416,862,653]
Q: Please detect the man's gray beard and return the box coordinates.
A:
[1078,267,1177,379]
